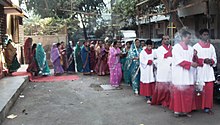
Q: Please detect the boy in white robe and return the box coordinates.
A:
[139,39,155,104]
[193,28,217,113]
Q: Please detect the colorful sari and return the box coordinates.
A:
[89,45,96,72]
[50,43,64,74]
[26,45,39,75]
[3,42,20,73]
[74,44,83,72]
[121,47,131,84]
[95,46,109,75]
[36,43,50,76]
[24,38,32,64]
[81,45,90,73]
[108,47,122,87]
[60,45,68,71]
[66,42,75,73]
[127,43,142,93]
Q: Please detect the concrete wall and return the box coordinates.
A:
[140,21,169,39]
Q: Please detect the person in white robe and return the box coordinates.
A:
[170,30,198,117]
[193,28,217,113]
[152,35,172,107]
[139,39,155,104]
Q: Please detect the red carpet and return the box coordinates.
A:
[12,72,30,76]
[12,72,80,82]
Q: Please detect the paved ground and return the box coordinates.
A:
[2,74,220,125]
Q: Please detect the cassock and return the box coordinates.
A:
[139,48,155,97]
[169,42,195,113]
[193,41,217,110]
[152,44,172,107]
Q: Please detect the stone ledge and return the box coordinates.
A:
[0,76,28,124]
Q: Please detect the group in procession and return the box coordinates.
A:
[19,28,217,117]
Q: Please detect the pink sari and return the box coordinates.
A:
[108,47,122,87]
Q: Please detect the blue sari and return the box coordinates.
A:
[36,43,50,76]
[127,44,142,93]
[81,46,90,73]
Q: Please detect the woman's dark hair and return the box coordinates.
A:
[32,43,37,51]
[135,38,139,42]
[113,40,118,46]
[57,42,61,47]
[126,41,132,45]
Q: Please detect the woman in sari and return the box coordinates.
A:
[26,43,39,76]
[127,39,142,95]
[95,41,102,74]
[95,42,109,75]
[36,43,50,76]
[3,39,20,74]
[100,42,110,75]
[74,42,83,72]
[66,41,75,73]
[50,43,64,75]
[24,37,33,65]
[60,41,68,71]
[89,43,96,73]
[108,41,122,87]
[121,41,132,84]
[81,41,90,75]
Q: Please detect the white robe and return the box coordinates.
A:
[140,49,155,83]
[155,46,172,82]
[172,44,194,86]
[193,43,217,83]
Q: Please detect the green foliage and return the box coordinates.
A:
[23,10,80,35]
[23,0,106,39]
[112,0,137,25]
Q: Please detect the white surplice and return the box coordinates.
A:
[172,44,194,86]
[193,43,217,83]
[139,49,155,83]
[155,46,172,82]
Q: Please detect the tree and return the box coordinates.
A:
[23,0,106,40]
[112,0,137,26]
[75,0,106,39]
[23,10,80,35]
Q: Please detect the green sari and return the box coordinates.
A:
[121,47,131,84]
[36,43,50,75]
[74,44,83,72]
[127,43,142,93]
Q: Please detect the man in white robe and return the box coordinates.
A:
[139,39,155,104]
[170,31,198,117]
[193,28,217,113]
[152,35,172,107]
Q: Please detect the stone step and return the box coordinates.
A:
[0,76,28,124]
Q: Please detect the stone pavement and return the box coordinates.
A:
[2,74,220,125]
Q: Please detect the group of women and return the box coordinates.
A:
[72,39,143,91]
[25,38,50,76]
[24,37,144,94]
